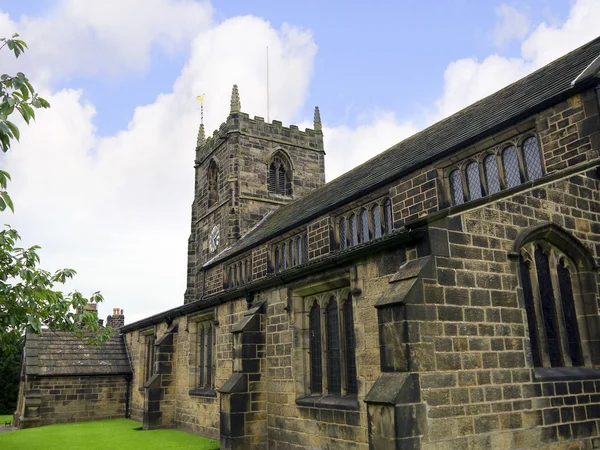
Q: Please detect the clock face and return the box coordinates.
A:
[209,225,220,253]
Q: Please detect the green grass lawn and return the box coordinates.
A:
[0,418,219,449]
[0,414,12,424]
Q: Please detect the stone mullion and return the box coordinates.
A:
[515,139,528,182]
[550,250,574,367]
[527,244,552,367]
[495,151,509,190]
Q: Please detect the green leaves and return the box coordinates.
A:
[1,34,28,59]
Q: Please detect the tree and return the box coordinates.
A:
[0,332,22,415]
[0,34,110,349]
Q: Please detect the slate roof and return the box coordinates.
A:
[24,331,132,377]
[208,36,600,267]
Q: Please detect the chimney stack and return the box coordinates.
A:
[106,307,125,329]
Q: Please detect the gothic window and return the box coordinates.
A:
[449,169,464,205]
[245,260,250,282]
[303,289,357,397]
[523,136,543,181]
[384,199,393,234]
[502,145,521,188]
[144,334,155,383]
[207,160,219,208]
[466,161,483,200]
[484,154,501,195]
[372,204,382,239]
[197,323,214,389]
[515,224,598,369]
[268,153,292,195]
[360,209,370,243]
[274,247,280,273]
[290,242,296,267]
[339,218,347,250]
[282,242,288,270]
[349,214,358,247]
[189,315,216,395]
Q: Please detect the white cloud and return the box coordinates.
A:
[4,9,317,324]
[492,4,530,48]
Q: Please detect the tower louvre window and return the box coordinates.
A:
[268,153,292,195]
[207,160,219,208]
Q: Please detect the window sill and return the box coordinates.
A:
[189,387,217,398]
[533,367,600,381]
[296,394,359,411]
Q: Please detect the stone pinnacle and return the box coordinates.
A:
[313,106,322,131]
[197,123,205,146]
[230,84,241,113]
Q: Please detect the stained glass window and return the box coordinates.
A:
[484,154,501,195]
[309,302,322,394]
[360,209,370,243]
[503,145,521,188]
[523,137,543,181]
[326,298,341,395]
[343,295,357,394]
[450,169,464,205]
[372,205,382,239]
[384,199,393,234]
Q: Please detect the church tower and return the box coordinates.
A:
[184,85,326,303]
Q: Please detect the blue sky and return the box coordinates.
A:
[0,0,597,323]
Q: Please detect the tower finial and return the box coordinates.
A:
[230,84,241,113]
[197,123,205,146]
[313,106,322,131]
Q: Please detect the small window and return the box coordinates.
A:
[349,214,359,246]
[144,334,155,383]
[290,240,296,267]
[449,170,464,205]
[339,218,347,250]
[227,267,232,288]
[360,209,370,243]
[274,247,280,273]
[383,199,393,234]
[466,162,483,200]
[372,205,382,239]
[484,154,501,195]
[282,243,288,270]
[523,137,543,181]
[245,260,250,283]
[502,145,521,188]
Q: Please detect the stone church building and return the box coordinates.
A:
[17,36,600,449]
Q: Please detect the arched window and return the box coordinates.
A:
[274,247,280,273]
[309,302,322,394]
[325,298,341,395]
[466,161,482,200]
[502,145,521,188]
[484,154,501,195]
[339,218,347,250]
[227,267,232,288]
[515,224,598,369]
[245,260,250,282]
[449,170,464,205]
[349,214,358,247]
[268,153,292,195]
[372,205,382,239]
[383,199,393,234]
[233,265,238,287]
[360,209,370,243]
[523,136,543,181]
[207,160,219,208]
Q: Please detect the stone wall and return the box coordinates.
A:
[23,375,128,427]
